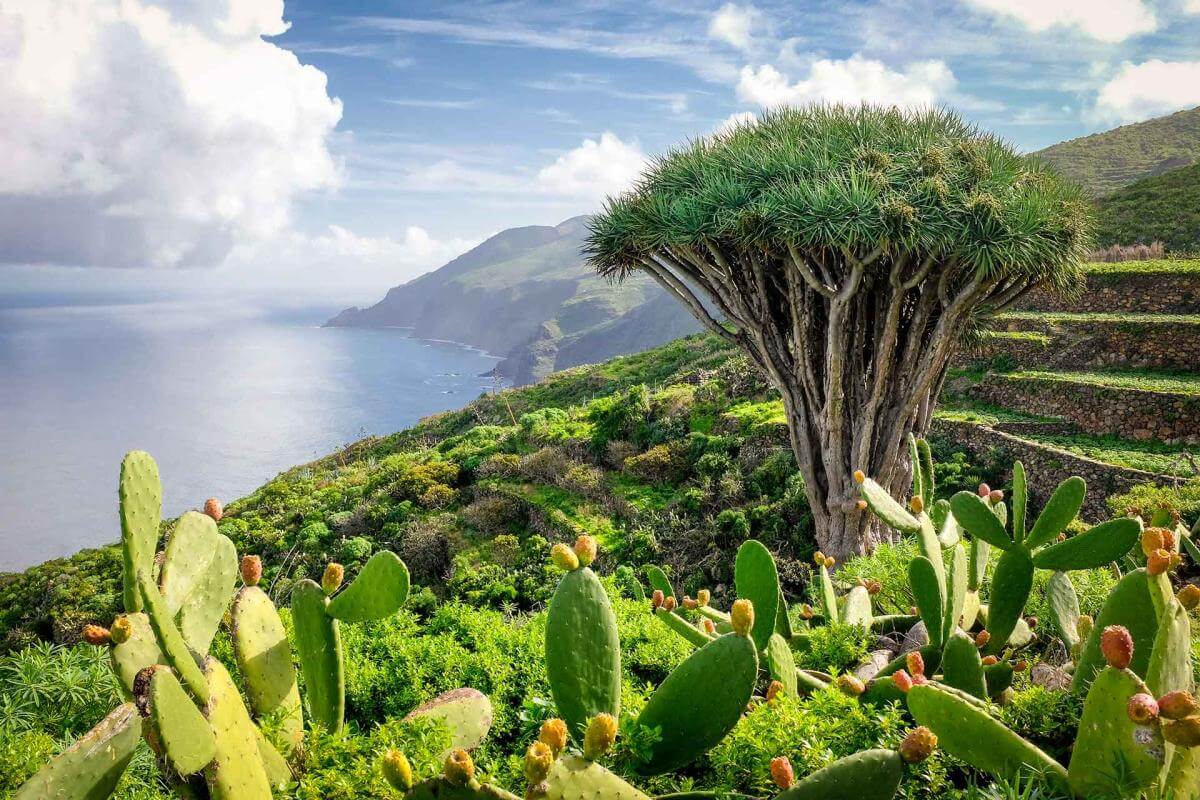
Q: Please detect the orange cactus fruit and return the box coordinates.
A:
[1127,693,1160,725]
[770,756,795,790]
[203,497,223,521]
[900,726,938,763]
[1100,625,1134,670]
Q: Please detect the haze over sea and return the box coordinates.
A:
[0,293,502,571]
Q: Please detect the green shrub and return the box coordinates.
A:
[587,384,651,451]
[623,444,687,484]
[794,623,873,674]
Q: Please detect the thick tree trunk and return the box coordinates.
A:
[632,243,1032,560]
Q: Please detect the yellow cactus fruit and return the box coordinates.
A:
[771,756,795,790]
[853,470,866,484]
[1163,528,1178,550]
[899,726,937,763]
[813,551,827,567]
[583,713,617,760]
[906,651,926,677]
[800,603,814,620]
[82,625,111,646]
[203,497,223,522]
[682,596,698,610]
[382,750,414,791]
[662,596,677,613]
[824,556,835,569]
[766,680,785,703]
[909,496,924,514]
[731,599,755,637]
[1163,716,1200,748]
[1142,528,1167,557]
[240,555,262,587]
[551,542,580,571]
[110,616,133,645]
[856,499,868,511]
[538,718,569,755]
[573,534,597,567]
[322,562,344,596]
[651,589,664,610]
[443,749,475,786]
[524,741,554,784]
[837,675,865,697]
[988,489,1004,505]
[866,579,882,595]
[1148,549,1173,577]
[702,618,717,635]
[1159,691,1200,721]
[697,589,711,607]
[1178,584,1200,610]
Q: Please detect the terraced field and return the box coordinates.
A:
[947,258,1200,500]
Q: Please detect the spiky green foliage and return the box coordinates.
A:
[586,105,1089,558]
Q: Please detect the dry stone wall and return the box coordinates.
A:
[1019,270,1200,314]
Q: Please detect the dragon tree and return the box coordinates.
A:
[585,105,1089,559]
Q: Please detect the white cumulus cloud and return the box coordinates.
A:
[536,132,648,203]
[962,0,1156,42]
[736,57,956,109]
[0,0,343,270]
[1094,59,1200,122]
[714,111,758,135]
[708,3,761,51]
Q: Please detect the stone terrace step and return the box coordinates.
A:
[1017,260,1200,315]
[968,370,1200,445]
[960,312,1200,372]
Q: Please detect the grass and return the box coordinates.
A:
[933,400,1059,426]
[1094,162,1200,252]
[997,311,1200,325]
[1018,431,1200,477]
[722,400,787,431]
[981,330,1051,344]
[1081,258,1200,275]
[1003,369,1200,396]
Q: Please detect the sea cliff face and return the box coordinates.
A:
[325,215,700,384]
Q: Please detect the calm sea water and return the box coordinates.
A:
[0,295,502,571]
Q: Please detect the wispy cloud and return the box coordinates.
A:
[523,73,689,114]
[384,98,480,110]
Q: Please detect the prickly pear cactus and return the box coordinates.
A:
[108,612,162,695]
[136,569,209,704]
[158,510,238,653]
[539,754,651,800]
[1072,569,1158,693]
[940,632,987,699]
[13,703,143,800]
[907,683,1068,792]
[405,688,494,755]
[326,550,410,622]
[634,605,758,775]
[231,584,304,754]
[734,539,780,652]
[200,658,274,800]
[773,749,903,800]
[1066,664,1164,798]
[139,666,217,777]
[291,577,345,732]
[545,539,621,739]
[119,450,162,613]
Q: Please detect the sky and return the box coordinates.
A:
[2,0,1200,304]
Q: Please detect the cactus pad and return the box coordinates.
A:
[949,492,1011,550]
[907,683,1068,791]
[137,570,209,705]
[119,450,162,613]
[635,632,758,775]
[644,565,675,602]
[765,633,798,698]
[654,607,714,648]
[907,556,945,649]
[291,578,345,732]
[841,585,873,628]
[143,667,217,776]
[109,612,162,696]
[1045,572,1081,652]
[774,749,903,800]
[405,688,494,754]
[941,632,987,699]
[1072,568,1158,693]
[1067,666,1165,798]
[983,548,1034,655]
[326,550,410,622]
[858,477,920,534]
[13,702,142,800]
[733,540,780,652]
[541,754,651,800]
[200,658,274,800]
[231,585,303,754]
[1032,517,1141,571]
[1024,476,1086,549]
[158,511,238,653]
[545,565,621,739]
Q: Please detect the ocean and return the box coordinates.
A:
[0,295,502,571]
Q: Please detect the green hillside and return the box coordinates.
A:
[1032,106,1200,196]
[1094,162,1200,250]
[326,216,699,384]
